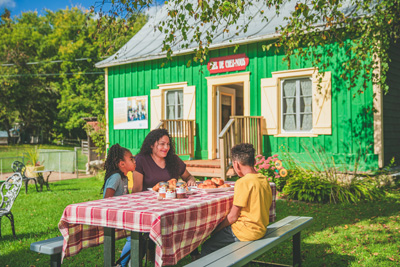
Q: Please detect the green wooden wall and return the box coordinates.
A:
[107,39,382,170]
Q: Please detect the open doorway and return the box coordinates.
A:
[216,83,244,158]
[206,72,250,159]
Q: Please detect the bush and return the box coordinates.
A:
[283,170,384,204]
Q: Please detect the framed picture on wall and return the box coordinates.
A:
[113,95,148,129]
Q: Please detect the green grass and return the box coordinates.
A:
[0,177,399,266]
[0,144,88,173]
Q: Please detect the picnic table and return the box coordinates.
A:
[58,182,276,266]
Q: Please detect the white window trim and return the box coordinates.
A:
[260,67,331,137]
[280,77,313,134]
[164,89,184,120]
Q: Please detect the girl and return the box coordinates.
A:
[102,143,136,267]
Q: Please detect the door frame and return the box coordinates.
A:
[216,86,236,158]
[206,72,250,159]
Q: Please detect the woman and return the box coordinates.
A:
[132,128,197,192]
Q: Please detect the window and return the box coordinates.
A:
[260,68,331,136]
[150,82,196,130]
[165,90,183,120]
[281,78,312,132]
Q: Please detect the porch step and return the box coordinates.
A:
[184,159,236,179]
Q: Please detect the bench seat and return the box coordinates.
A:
[186,216,313,267]
[30,236,63,267]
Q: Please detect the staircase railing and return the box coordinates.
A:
[156,120,195,158]
[219,116,263,180]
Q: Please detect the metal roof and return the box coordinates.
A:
[95,0,357,68]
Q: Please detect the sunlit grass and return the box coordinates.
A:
[0,177,399,266]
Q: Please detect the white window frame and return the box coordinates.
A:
[164,89,184,120]
[280,77,313,134]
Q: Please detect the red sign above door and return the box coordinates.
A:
[207,54,249,74]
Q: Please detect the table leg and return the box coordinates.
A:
[131,231,143,267]
[104,227,115,267]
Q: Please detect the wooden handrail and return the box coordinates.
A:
[157,120,195,158]
[219,116,263,180]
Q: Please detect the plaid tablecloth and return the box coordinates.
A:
[58,182,276,266]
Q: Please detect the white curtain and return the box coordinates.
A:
[166,91,176,119]
[283,80,296,131]
[300,79,312,131]
[177,91,183,119]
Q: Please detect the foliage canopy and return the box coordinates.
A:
[94,0,400,96]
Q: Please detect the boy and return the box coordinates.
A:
[200,143,273,256]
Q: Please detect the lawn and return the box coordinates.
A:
[0,144,88,174]
[0,177,399,266]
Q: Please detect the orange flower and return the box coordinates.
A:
[279,168,288,178]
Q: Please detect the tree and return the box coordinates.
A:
[94,0,400,95]
[0,7,146,143]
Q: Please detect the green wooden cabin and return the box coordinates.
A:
[96,1,400,175]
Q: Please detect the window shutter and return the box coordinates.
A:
[312,71,332,135]
[261,78,278,135]
[150,89,162,129]
[183,86,196,121]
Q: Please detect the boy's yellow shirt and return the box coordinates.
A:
[231,173,272,241]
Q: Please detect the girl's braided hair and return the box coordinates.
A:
[138,128,179,179]
[101,143,130,192]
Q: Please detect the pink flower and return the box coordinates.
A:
[273,154,279,157]
[263,164,270,169]
[256,154,263,159]
[267,157,272,161]
[275,174,280,178]
[271,166,275,170]
[272,158,278,162]
[268,177,272,182]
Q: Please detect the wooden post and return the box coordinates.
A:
[220,136,226,181]
[131,231,143,267]
[103,227,115,267]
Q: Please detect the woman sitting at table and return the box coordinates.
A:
[132,128,197,192]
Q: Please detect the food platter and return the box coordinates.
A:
[197,186,234,194]
[147,188,195,195]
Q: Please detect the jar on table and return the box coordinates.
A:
[158,182,169,199]
[165,187,176,199]
[176,182,186,199]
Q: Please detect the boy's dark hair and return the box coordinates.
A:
[231,143,255,166]
[101,143,130,192]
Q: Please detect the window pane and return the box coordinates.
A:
[300,114,312,131]
[167,105,175,119]
[177,105,183,119]
[177,91,183,104]
[167,91,176,105]
[283,114,296,131]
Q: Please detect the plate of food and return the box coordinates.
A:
[148,179,195,194]
[197,178,234,193]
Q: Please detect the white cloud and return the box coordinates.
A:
[0,0,16,8]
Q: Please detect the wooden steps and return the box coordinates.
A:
[184,159,236,179]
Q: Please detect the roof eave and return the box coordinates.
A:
[95,32,282,68]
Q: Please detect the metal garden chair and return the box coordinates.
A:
[0,172,23,238]
[11,160,39,194]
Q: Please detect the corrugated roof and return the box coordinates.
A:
[95,0,357,68]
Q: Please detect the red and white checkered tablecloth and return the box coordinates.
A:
[58,182,276,266]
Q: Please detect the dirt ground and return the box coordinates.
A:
[0,171,93,182]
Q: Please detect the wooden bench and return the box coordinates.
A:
[185,216,313,267]
[30,236,63,267]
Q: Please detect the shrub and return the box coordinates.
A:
[255,154,288,191]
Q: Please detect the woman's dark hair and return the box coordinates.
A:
[138,128,179,178]
[101,143,130,192]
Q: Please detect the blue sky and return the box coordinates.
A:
[0,0,97,17]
